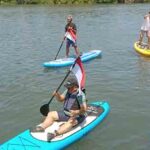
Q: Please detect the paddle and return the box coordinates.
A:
[40,56,79,116]
[54,34,67,60]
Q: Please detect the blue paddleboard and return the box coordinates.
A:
[0,101,110,150]
[43,50,102,68]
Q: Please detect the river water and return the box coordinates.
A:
[0,4,150,150]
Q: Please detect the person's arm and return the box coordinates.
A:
[71,23,77,34]
[53,91,65,102]
[67,23,77,34]
[65,24,68,32]
[70,103,87,117]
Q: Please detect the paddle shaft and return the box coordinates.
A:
[54,36,66,60]
[47,57,78,105]
[47,70,71,105]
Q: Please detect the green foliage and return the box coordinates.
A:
[96,0,117,3]
[0,0,149,4]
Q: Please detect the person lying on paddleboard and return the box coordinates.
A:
[65,15,80,57]
[31,76,87,141]
[138,12,150,49]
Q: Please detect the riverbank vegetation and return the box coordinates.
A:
[0,0,150,5]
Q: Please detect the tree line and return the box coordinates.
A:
[0,0,149,5]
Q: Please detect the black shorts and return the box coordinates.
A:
[66,38,77,47]
[57,111,85,124]
[57,111,70,121]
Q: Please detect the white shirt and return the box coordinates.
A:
[141,15,150,31]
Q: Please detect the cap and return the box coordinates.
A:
[64,76,78,88]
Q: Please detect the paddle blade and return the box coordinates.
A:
[40,104,49,116]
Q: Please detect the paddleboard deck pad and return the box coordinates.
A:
[43,50,102,68]
[134,42,150,57]
[0,101,110,150]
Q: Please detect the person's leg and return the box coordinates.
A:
[147,31,150,49]
[71,40,80,57]
[47,113,71,141]
[66,39,70,57]
[31,111,59,133]
[40,111,59,129]
[56,117,77,135]
[74,46,80,57]
[57,115,85,135]
[148,36,150,49]
[47,115,85,141]
[138,30,144,45]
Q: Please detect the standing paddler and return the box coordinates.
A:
[65,15,80,57]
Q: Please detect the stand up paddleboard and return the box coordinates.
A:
[43,50,102,68]
[0,101,110,150]
[134,42,150,57]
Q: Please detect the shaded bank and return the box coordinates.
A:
[0,0,150,4]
